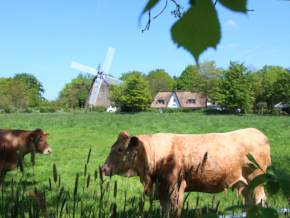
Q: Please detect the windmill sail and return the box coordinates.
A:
[71,61,99,75]
[88,80,99,105]
[104,75,124,85]
[71,47,123,108]
[102,47,115,73]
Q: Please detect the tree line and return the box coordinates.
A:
[1,61,290,113]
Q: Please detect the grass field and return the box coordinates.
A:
[0,112,289,217]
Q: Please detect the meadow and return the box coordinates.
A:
[0,112,289,217]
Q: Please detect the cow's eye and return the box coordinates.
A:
[118,148,122,152]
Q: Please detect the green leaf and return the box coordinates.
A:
[246,153,264,173]
[278,176,290,198]
[246,174,274,192]
[246,206,259,218]
[265,180,280,196]
[171,0,220,64]
[266,165,276,175]
[247,163,259,170]
[256,205,279,218]
[199,213,219,218]
[218,0,247,13]
[226,204,255,212]
[142,0,160,14]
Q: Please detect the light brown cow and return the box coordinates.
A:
[101,128,271,217]
[0,128,52,186]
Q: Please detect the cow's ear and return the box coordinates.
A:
[30,132,35,140]
[130,137,139,150]
[118,131,130,140]
[35,128,44,134]
[45,132,49,137]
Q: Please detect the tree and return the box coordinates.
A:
[7,79,30,108]
[13,73,45,107]
[119,71,144,81]
[176,65,199,90]
[249,70,264,112]
[274,69,290,106]
[216,61,254,113]
[58,73,94,108]
[108,84,125,110]
[0,78,11,107]
[121,74,152,111]
[144,69,173,97]
[194,61,221,108]
[258,66,286,113]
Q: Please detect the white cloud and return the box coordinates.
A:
[218,44,240,49]
[224,20,237,27]
[228,44,240,48]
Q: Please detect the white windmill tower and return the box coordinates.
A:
[71,47,123,109]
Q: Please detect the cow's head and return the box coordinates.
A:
[101,131,139,177]
[31,128,52,154]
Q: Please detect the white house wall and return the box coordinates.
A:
[167,93,181,108]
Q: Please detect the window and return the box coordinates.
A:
[158,100,164,104]
[188,99,195,104]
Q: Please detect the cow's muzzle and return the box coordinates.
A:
[101,165,112,176]
[43,147,52,154]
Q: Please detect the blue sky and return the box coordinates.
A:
[0,0,289,101]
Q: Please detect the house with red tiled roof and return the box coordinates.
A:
[150,88,220,113]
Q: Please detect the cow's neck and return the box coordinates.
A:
[18,131,32,158]
[133,136,155,195]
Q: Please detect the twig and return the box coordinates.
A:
[153,0,168,19]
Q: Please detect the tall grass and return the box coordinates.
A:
[0,113,289,216]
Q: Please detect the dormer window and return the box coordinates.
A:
[158,100,164,104]
[188,99,195,104]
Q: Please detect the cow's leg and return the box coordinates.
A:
[254,184,266,206]
[246,170,267,206]
[242,188,254,205]
[170,180,186,217]
[160,200,171,218]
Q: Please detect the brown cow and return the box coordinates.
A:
[0,128,52,186]
[101,128,271,217]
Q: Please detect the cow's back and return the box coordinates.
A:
[0,129,29,171]
[141,128,271,193]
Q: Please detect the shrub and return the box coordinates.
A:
[273,107,282,115]
[25,107,33,113]
[192,108,207,113]
[144,108,160,113]
[163,107,183,113]
[40,106,57,113]
[182,108,192,113]
[64,107,72,112]
[92,105,107,112]
[0,105,12,113]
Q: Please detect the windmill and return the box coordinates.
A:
[71,47,123,109]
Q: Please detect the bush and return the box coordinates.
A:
[92,105,107,112]
[144,108,160,113]
[0,105,12,113]
[163,107,183,113]
[25,107,33,113]
[192,108,208,113]
[273,107,282,115]
[182,108,193,113]
[40,106,57,113]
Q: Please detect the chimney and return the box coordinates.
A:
[174,88,177,91]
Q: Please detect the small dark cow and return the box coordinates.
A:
[0,128,52,186]
[101,128,271,217]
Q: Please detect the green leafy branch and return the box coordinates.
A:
[141,0,248,63]
[225,153,290,218]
